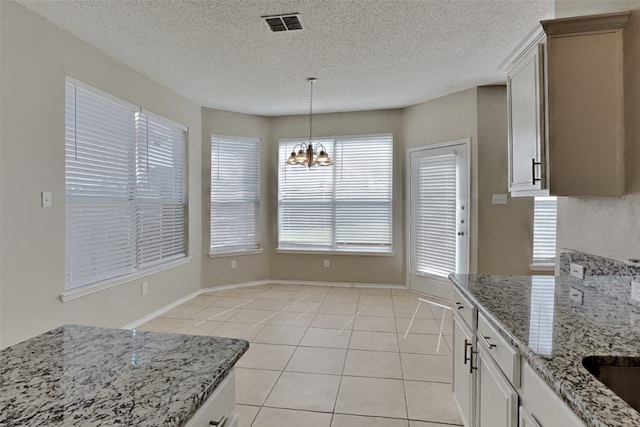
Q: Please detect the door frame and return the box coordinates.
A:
[405,139,472,295]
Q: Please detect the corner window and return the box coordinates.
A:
[278,134,393,253]
[65,78,187,293]
[532,196,557,267]
[210,135,261,254]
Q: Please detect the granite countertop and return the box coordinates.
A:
[450,274,640,427]
[0,324,249,426]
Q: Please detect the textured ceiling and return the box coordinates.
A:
[15,0,554,116]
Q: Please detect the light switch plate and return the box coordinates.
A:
[570,263,584,279]
[231,259,237,269]
[492,194,508,205]
[41,192,52,208]
[324,259,330,268]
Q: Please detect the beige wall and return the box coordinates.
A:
[201,108,271,287]
[0,1,202,347]
[403,88,480,273]
[476,86,534,274]
[269,110,405,285]
[555,0,640,260]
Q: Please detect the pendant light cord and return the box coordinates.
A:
[309,79,314,146]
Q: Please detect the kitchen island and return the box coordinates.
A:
[0,324,248,426]
[450,273,640,427]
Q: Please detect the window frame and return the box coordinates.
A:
[63,77,188,301]
[277,133,394,255]
[209,134,262,256]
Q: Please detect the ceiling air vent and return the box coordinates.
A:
[262,13,302,32]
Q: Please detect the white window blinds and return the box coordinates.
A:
[415,154,458,277]
[65,79,186,292]
[210,135,261,254]
[532,196,557,264]
[278,134,392,252]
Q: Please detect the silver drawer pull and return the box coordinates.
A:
[454,302,464,310]
[479,335,497,349]
[209,416,227,426]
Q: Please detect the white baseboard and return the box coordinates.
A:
[124,279,408,328]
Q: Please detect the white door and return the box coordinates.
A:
[407,140,470,300]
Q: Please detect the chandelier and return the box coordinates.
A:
[286,77,333,168]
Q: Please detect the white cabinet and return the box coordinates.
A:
[503,12,629,197]
[185,369,238,427]
[453,312,476,427]
[476,345,518,427]
[519,407,542,427]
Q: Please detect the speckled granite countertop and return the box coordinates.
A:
[450,274,640,427]
[0,324,249,426]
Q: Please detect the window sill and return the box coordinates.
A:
[276,249,395,257]
[60,256,191,303]
[209,249,263,258]
[530,262,556,273]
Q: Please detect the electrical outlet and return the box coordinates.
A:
[141,282,148,295]
[231,259,237,269]
[569,287,584,305]
[324,259,330,268]
[570,263,584,279]
[631,281,640,303]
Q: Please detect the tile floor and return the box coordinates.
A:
[139,284,462,427]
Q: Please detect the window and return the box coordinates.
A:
[65,78,186,293]
[278,134,393,253]
[210,135,261,254]
[532,196,558,266]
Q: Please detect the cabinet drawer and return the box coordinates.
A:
[521,363,586,427]
[477,313,520,387]
[453,287,476,329]
[185,369,237,427]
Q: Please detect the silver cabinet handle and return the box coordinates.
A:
[469,348,478,374]
[454,302,464,310]
[210,416,227,426]
[464,339,472,365]
[479,334,497,349]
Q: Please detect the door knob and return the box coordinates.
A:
[457,232,465,236]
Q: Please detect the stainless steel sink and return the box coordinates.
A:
[582,356,640,412]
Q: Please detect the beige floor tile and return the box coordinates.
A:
[285,347,347,375]
[261,290,297,300]
[404,381,461,424]
[236,404,260,427]
[138,317,181,333]
[172,320,223,336]
[359,287,393,296]
[265,372,341,412]
[343,350,402,379]
[350,331,399,352]
[409,422,460,427]
[270,284,303,291]
[292,292,328,302]
[213,322,264,341]
[267,311,315,327]
[324,295,360,304]
[401,353,452,383]
[162,305,206,319]
[332,414,409,427]
[335,376,407,418]
[393,302,434,320]
[244,298,288,311]
[233,287,273,298]
[235,368,281,406]
[328,287,361,295]
[391,289,419,297]
[236,343,296,371]
[319,302,358,315]
[300,328,352,349]
[398,334,450,355]
[212,296,255,308]
[228,309,278,324]
[358,295,393,306]
[428,306,453,321]
[281,300,322,313]
[354,316,397,332]
[396,318,451,336]
[357,304,395,318]
[254,325,307,345]
[311,314,355,330]
[182,295,221,307]
[253,407,332,427]
[190,306,240,321]
[203,288,238,296]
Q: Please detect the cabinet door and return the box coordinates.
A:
[476,347,518,427]
[520,407,542,427]
[507,43,545,194]
[453,314,475,427]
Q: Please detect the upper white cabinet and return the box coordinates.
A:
[503,12,629,197]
